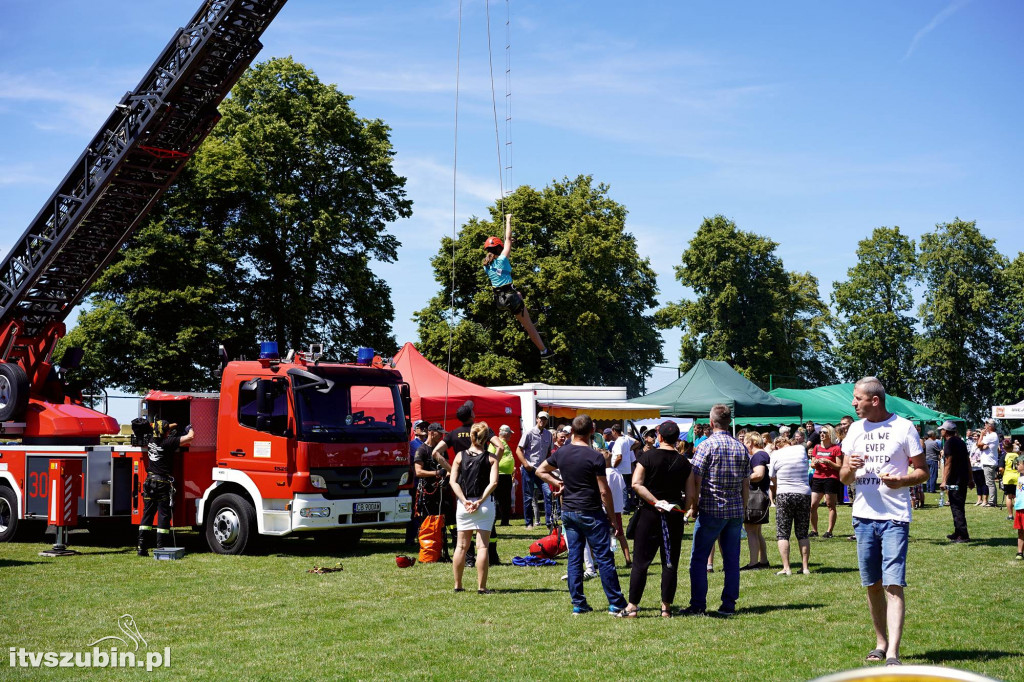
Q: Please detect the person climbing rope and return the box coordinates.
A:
[482,214,554,360]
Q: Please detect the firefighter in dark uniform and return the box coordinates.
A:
[137,420,195,556]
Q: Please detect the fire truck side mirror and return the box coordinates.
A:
[401,383,412,433]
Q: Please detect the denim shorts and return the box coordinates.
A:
[852,517,909,587]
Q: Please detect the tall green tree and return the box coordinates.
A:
[782,271,836,388]
[915,218,1005,420]
[831,226,920,398]
[656,215,832,386]
[414,176,664,397]
[993,251,1024,406]
[57,57,411,391]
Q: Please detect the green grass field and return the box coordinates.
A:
[2,499,1021,681]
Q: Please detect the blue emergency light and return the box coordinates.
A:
[259,341,280,359]
[356,347,374,365]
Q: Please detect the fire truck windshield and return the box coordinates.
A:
[291,372,406,443]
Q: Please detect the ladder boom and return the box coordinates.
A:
[0,0,288,340]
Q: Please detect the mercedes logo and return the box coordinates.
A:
[359,468,374,488]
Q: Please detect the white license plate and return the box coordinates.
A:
[353,502,381,513]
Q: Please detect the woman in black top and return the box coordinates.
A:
[449,422,499,593]
[741,432,771,570]
[623,421,696,617]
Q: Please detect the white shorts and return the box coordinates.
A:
[605,469,625,514]
[455,496,496,531]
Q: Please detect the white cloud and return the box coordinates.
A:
[0,70,135,134]
[904,0,972,60]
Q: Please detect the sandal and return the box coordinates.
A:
[660,608,673,618]
[776,569,791,576]
[865,648,885,662]
[477,589,493,594]
[453,587,465,593]
[622,606,640,618]
[885,657,902,667]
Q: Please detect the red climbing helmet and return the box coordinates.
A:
[483,236,503,250]
[395,555,416,568]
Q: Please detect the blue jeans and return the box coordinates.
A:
[688,514,743,612]
[521,467,552,527]
[852,516,909,587]
[926,460,939,493]
[562,510,627,610]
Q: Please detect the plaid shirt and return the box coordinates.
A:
[692,431,750,519]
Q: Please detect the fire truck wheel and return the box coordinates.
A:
[206,493,256,555]
[0,363,29,422]
[0,486,21,543]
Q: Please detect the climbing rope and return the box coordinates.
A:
[444,0,513,423]
[444,0,465,426]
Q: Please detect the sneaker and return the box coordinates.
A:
[582,570,598,581]
[560,574,569,581]
[808,531,818,537]
[822,531,833,539]
[676,606,706,617]
[608,606,628,617]
[1016,553,1023,561]
[946,533,958,540]
[572,604,594,615]
[539,348,556,361]
[713,607,736,618]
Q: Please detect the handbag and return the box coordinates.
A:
[418,514,446,563]
[745,487,770,524]
[625,510,639,540]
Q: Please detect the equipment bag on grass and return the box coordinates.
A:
[418,515,446,563]
[529,525,567,559]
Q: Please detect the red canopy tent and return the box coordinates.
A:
[392,342,522,442]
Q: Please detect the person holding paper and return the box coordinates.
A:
[622,421,695,618]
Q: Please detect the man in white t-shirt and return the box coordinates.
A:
[839,377,927,668]
[976,420,1000,507]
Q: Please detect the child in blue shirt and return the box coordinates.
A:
[483,215,553,360]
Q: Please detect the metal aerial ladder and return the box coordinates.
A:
[0,0,287,430]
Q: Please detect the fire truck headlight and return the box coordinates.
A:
[310,474,327,489]
[399,471,410,486]
[299,507,331,518]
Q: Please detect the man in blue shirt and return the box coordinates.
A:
[482,214,554,360]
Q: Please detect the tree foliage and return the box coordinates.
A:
[56,57,411,392]
[831,227,920,398]
[656,215,832,386]
[993,251,1024,406]
[414,176,664,397]
[915,218,1006,421]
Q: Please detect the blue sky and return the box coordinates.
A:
[1,0,1022,418]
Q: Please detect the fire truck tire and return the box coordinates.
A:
[206,493,257,555]
[0,363,29,422]
[0,486,22,543]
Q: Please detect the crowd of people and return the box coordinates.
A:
[406,380,1024,666]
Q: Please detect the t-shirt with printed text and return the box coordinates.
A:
[842,413,923,523]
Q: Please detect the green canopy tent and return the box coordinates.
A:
[631,359,802,427]
[1011,426,1024,436]
[769,384,963,426]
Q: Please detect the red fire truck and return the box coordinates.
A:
[0,0,415,554]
